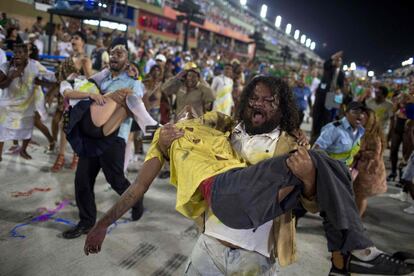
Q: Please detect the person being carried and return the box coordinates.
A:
[83,107,413,275]
[61,38,157,239]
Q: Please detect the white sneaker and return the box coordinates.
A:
[388,191,408,202]
[403,205,414,214]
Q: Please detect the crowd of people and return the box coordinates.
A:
[1,8,414,276]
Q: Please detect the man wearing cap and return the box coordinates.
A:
[161,62,214,118]
[62,38,147,239]
[314,101,366,167]
[155,54,166,69]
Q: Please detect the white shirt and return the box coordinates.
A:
[0,49,6,97]
[57,41,72,57]
[204,123,281,257]
[0,48,6,65]
[211,75,233,98]
[34,39,44,55]
[59,77,99,107]
[231,123,281,165]
[145,58,156,74]
[309,77,321,105]
[211,75,234,116]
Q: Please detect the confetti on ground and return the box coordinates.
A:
[9,200,76,239]
[107,218,131,234]
[11,188,52,198]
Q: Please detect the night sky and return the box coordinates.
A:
[248,0,413,74]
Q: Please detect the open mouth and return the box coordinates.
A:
[251,109,266,125]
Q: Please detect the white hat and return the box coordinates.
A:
[155,54,166,63]
[28,33,37,39]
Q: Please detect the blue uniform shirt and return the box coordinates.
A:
[99,71,144,142]
[315,117,365,163]
[293,86,311,111]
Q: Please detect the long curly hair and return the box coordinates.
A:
[237,75,299,133]
[363,108,386,154]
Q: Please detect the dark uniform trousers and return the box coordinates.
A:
[74,137,141,227]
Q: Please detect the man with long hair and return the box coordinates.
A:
[84,76,308,274]
[84,77,412,275]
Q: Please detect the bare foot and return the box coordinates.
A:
[20,150,32,160]
[8,145,20,152]
[29,140,40,146]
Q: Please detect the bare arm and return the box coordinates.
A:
[99,157,161,228]
[161,72,186,96]
[84,157,162,255]
[0,67,22,89]
[64,88,107,105]
[0,72,13,89]
[81,57,93,78]
[63,90,96,99]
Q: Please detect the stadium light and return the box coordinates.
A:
[260,4,268,19]
[300,34,306,44]
[350,62,356,71]
[240,0,247,6]
[305,38,311,47]
[310,41,316,50]
[275,15,282,28]
[294,30,300,40]
[285,23,292,35]
[343,65,348,71]
[402,57,413,67]
[368,71,375,77]
[83,19,127,31]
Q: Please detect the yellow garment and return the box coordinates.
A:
[328,142,361,166]
[74,78,100,95]
[213,84,233,115]
[145,111,245,219]
[145,112,316,267]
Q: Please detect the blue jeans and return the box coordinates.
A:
[185,234,277,275]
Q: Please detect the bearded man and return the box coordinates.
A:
[84,76,412,276]
[62,38,147,239]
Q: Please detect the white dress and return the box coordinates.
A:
[0,59,54,141]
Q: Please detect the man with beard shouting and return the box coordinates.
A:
[83,76,309,273]
[84,77,412,275]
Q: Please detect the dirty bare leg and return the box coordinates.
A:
[90,99,118,127]
[102,107,128,136]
